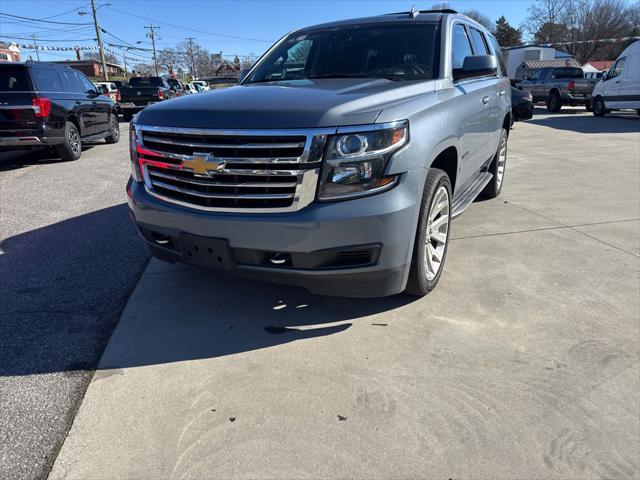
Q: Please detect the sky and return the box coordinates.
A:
[0,0,538,64]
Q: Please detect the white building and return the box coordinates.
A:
[503,45,556,79]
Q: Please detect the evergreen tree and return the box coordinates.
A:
[494,16,524,47]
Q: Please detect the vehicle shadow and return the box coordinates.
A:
[528,108,639,134]
[0,204,416,376]
[0,145,96,171]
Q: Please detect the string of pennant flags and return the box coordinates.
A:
[9,41,151,63]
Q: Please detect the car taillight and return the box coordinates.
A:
[567,81,575,91]
[32,97,51,118]
[116,90,121,102]
[157,89,165,99]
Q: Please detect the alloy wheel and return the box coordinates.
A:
[69,128,80,156]
[496,133,507,189]
[424,185,450,281]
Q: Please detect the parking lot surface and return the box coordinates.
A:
[0,125,149,480]
[45,109,640,479]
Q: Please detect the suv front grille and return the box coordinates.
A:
[135,125,333,213]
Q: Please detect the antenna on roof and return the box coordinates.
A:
[409,5,419,18]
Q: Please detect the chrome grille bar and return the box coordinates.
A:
[152,180,296,200]
[148,169,298,188]
[143,134,305,150]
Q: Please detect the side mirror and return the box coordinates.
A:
[87,89,99,98]
[239,68,251,83]
[601,72,609,81]
[453,55,498,81]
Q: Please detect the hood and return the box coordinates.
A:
[135,78,435,129]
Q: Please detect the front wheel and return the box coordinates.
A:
[593,96,607,117]
[405,169,452,296]
[105,113,120,144]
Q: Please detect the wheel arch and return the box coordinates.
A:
[67,115,81,135]
[429,145,458,195]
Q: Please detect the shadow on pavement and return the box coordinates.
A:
[0,204,149,377]
[0,204,415,375]
[97,264,416,370]
[527,108,639,134]
[0,145,96,172]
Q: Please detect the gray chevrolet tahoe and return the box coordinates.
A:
[127,9,511,297]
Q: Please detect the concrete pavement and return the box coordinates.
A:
[50,110,640,479]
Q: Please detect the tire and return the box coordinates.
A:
[405,169,452,296]
[636,109,640,116]
[585,101,592,112]
[481,128,508,199]
[593,96,606,117]
[105,113,120,144]
[546,91,562,112]
[122,112,133,122]
[55,121,82,161]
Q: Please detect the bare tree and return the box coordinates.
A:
[84,50,119,64]
[523,0,569,37]
[462,9,494,31]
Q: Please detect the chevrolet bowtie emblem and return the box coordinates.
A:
[182,153,225,176]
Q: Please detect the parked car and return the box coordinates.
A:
[518,66,598,112]
[112,80,127,89]
[127,9,511,298]
[94,81,121,109]
[192,83,205,93]
[192,80,209,91]
[166,78,184,96]
[119,76,173,122]
[511,87,533,124]
[183,83,198,94]
[0,61,119,160]
[592,41,640,117]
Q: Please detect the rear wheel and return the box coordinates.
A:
[546,91,562,112]
[55,121,81,161]
[105,113,120,144]
[585,101,592,112]
[405,169,452,296]
[593,96,607,117]
[481,128,508,199]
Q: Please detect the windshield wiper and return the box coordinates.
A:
[308,73,404,81]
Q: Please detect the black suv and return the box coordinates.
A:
[0,61,120,161]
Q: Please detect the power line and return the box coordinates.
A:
[104,6,274,43]
[0,12,91,26]
[0,35,97,42]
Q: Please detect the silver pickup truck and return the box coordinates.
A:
[126,8,511,297]
[518,66,598,112]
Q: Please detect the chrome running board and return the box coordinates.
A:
[451,172,493,218]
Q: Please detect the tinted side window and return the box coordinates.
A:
[59,69,84,93]
[451,24,473,70]
[31,68,63,91]
[487,35,507,75]
[76,72,97,94]
[469,28,488,55]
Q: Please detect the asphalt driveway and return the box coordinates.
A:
[14,110,640,479]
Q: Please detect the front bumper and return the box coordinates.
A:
[127,170,424,297]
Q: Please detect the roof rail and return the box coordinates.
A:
[384,8,459,16]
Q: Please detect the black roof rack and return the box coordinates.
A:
[384,8,458,16]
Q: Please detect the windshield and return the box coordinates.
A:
[128,77,164,87]
[246,22,440,83]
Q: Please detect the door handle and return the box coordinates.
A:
[498,90,506,97]
[482,96,490,105]
[615,80,620,83]
[75,100,81,105]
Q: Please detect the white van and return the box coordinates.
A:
[592,41,640,116]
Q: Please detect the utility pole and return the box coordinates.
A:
[122,52,128,79]
[90,0,109,80]
[31,34,40,61]
[145,25,160,76]
[186,37,197,80]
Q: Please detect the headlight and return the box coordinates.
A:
[318,121,408,201]
[129,122,143,182]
